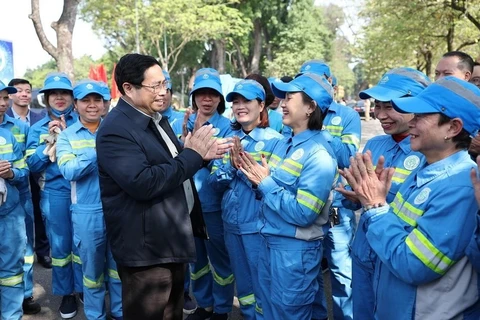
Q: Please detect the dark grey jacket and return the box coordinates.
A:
[96,98,207,267]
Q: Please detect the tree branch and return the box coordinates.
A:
[449,0,480,31]
[29,0,58,59]
[457,38,480,50]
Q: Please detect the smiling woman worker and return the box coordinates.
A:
[25,73,82,319]
[209,78,283,319]
[56,80,122,320]
[239,72,337,320]
[341,76,480,319]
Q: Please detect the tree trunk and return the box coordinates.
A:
[30,0,79,80]
[215,40,225,74]
[250,18,263,74]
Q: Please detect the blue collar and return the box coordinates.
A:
[188,112,222,131]
[1,115,17,127]
[416,150,470,187]
[236,127,264,142]
[161,106,174,119]
[72,118,102,134]
[291,129,318,147]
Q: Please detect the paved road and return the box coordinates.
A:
[25,119,384,320]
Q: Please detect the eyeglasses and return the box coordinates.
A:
[470,77,480,85]
[139,81,170,93]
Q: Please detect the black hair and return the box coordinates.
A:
[191,89,226,115]
[474,62,480,67]
[115,54,161,95]
[442,51,475,73]
[300,92,325,131]
[438,113,471,149]
[280,76,293,83]
[8,78,31,88]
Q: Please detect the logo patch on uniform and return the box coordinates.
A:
[0,137,7,145]
[305,65,311,70]
[202,74,209,79]
[254,141,264,152]
[331,116,342,126]
[379,76,389,84]
[86,83,93,90]
[54,76,60,81]
[414,187,431,205]
[404,155,420,171]
[213,128,220,136]
[291,148,304,161]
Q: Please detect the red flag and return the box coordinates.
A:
[111,63,120,100]
[88,65,98,80]
[97,64,108,83]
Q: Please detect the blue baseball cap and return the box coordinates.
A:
[298,60,332,78]
[0,80,17,94]
[40,72,73,93]
[191,68,223,96]
[272,72,334,112]
[162,70,172,90]
[360,67,431,101]
[392,76,480,136]
[331,75,338,87]
[97,81,111,100]
[226,79,266,102]
[73,80,104,100]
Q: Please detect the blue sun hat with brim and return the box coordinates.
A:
[73,80,104,100]
[297,60,332,78]
[331,75,338,87]
[272,72,333,112]
[226,79,266,102]
[97,81,111,101]
[360,67,431,101]
[392,76,480,136]
[40,72,73,93]
[162,70,172,90]
[191,68,223,96]
[0,80,17,94]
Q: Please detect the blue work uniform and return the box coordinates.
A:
[209,127,282,319]
[350,135,424,319]
[268,109,283,133]
[0,128,29,320]
[314,102,361,320]
[256,130,337,320]
[365,150,480,319]
[56,120,122,319]
[188,112,235,314]
[161,106,184,137]
[25,111,83,296]
[0,115,35,299]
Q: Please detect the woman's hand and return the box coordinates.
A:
[238,151,270,186]
[230,136,243,169]
[470,156,480,207]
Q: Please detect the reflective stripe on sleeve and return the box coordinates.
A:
[297,189,324,214]
[213,271,234,286]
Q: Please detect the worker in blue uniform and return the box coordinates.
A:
[209,79,283,319]
[341,76,480,319]
[186,68,234,320]
[266,77,284,133]
[56,80,123,320]
[25,73,82,319]
[338,67,430,319]
[160,70,184,135]
[239,72,337,320]
[0,83,29,320]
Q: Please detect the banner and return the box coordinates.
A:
[0,40,13,85]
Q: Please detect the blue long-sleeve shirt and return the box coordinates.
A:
[161,106,184,136]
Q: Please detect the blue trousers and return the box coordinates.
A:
[224,231,262,320]
[314,207,355,320]
[191,211,234,314]
[351,217,375,320]
[20,193,34,299]
[72,204,122,319]
[258,236,322,320]
[40,190,82,296]
[0,204,26,320]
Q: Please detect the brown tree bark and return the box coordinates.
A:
[250,18,263,74]
[30,0,80,80]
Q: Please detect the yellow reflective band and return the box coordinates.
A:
[13,158,26,169]
[391,193,424,227]
[24,255,34,265]
[406,228,454,275]
[341,134,360,148]
[325,125,343,137]
[58,154,76,166]
[14,134,25,143]
[297,189,324,214]
[213,271,234,286]
[0,273,24,287]
[280,159,303,177]
[70,139,95,150]
[108,269,120,280]
[0,144,13,154]
[238,293,256,306]
[255,304,263,314]
[83,273,104,289]
[72,254,82,265]
[211,165,219,174]
[268,154,281,168]
[392,168,412,183]
[26,149,35,157]
[52,254,72,267]
[40,134,50,143]
[190,264,211,280]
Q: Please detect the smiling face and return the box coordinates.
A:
[10,83,31,108]
[194,88,221,118]
[434,56,471,81]
[374,100,413,135]
[75,93,103,123]
[47,89,73,112]
[0,90,9,118]
[281,92,314,134]
[231,94,264,131]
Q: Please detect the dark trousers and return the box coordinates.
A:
[31,175,50,257]
[117,263,185,320]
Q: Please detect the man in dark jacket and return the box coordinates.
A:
[96,53,230,320]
